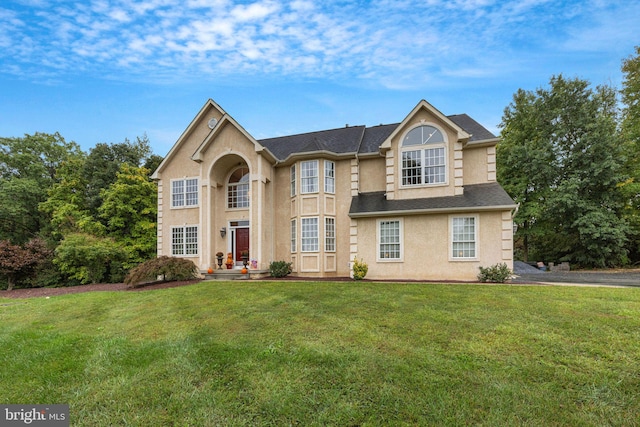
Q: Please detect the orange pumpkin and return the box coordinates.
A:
[207,267,213,274]
[241,268,248,274]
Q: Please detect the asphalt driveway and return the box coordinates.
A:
[512,262,640,287]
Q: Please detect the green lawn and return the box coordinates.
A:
[1,281,639,426]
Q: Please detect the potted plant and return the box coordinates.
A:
[216,252,224,270]
[225,252,234,269]
[241,250,249,268]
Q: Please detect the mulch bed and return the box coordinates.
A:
[0,279,204,299]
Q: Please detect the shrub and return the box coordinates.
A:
[352,257,368,280]
[124,256,199,288]
[54,233,128,285]
[269,260,292,278]
[0,238,53,290]
[478,263,512,283]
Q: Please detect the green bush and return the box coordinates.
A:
[124,256,199,288]
[54,233,128,285]
[478,263,513,283]
[352,257,368,280]
[269,261,292,278]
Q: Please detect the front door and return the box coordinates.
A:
[235,227,249,263]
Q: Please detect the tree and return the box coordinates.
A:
[498,75,628,267]
[0,132,82,243]
[83,135,153,216]
[54,233,128,284]
[620,46,640,262]
[497,89,556,261]
[0,238,52,290]
[39,156,104,242]
[99,164,157,264]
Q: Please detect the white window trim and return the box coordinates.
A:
[376,218,403,262]
[301,216,319,252]
[227,167,250,210]
[170,177,199,209]
[290,219,297,253]
[324,160,335,194]
[300,160,319,194]
[290,164,296,197]
[171,225,199,257]
[324,217,336,252]
[449,214,479,261]
[399,124,448,188]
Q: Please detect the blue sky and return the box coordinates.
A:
[1,0,638,155]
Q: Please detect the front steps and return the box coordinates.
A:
[203,268,270,281]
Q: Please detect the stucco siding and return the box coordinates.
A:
[352,211,512,281]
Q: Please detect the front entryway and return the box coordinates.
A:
[229,220,249,266]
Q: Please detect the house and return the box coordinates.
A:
[151,99,517,280]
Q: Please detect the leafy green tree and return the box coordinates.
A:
[497,89,556,261]
[39,156,104,242]
[0,132,82,243]
[498,75,628,267]
[620,46,640,262]
[83,135,153,216]
[54,233,128,284]
[99,164,157,264]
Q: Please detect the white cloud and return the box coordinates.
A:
[0,0,636,89]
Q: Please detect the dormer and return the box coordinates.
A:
[379,100,470,200]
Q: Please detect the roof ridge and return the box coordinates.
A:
[258,124,366,142]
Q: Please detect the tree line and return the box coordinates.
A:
[497,46,640,267]
[0,133,162,289]
[1,47,639,289]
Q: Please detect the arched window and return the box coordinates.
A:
[227,167,249,209]
[401,125,447,186]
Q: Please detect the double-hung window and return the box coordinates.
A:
[172,178,198,207]
[291,219,297,252]
[325,217,335,252]
[290,164,296,197]
[172,225,198,256]
[324,160,335,194]
[401,125,446,186]
[301,217,319,252]
[378,219,401,260]
[452,216,477,259]
[301,160,318,194]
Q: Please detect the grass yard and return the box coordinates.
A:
[1,281,639,426]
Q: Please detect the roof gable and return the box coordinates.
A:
[151,99,226,179]
[379,100,471,152]
[191,113,276,163]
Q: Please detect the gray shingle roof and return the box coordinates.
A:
[258,114,496,161]
[448,114,497,142]
[349,183,516,217]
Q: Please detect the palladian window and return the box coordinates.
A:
[401,125,446,186]
[227,167,250,209]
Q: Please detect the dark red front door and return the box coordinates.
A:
[235,228,249,262]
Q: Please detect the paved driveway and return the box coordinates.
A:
[512,267,640,288]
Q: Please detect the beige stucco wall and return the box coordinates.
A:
[358,157,386,193]
[272,157,353,276]
[463,145,497,185]
[352,211,512,281]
